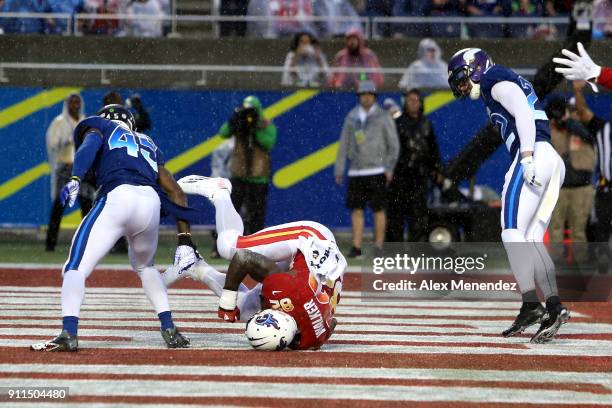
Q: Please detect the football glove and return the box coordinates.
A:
[60,177,80,207]
[553,42,601,92]
[218,306,241,322]
[174,233,199,274]
[218,289,239,322]
[520,155,542,187]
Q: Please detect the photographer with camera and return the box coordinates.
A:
[546,94,596,261]
[218,96,277,235]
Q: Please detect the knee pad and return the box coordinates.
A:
[217,230,240,260]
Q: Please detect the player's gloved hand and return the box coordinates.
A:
[520,155,541,187]
[553,42,601,92]
[174,233,199,274]
[218,289,239,322]
[60,176,80,207]
[218,306,240,322]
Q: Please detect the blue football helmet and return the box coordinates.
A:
[447,48,494,99]
[97,104,136,131]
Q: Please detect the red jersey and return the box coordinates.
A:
[597,67,612,90]
[261,252,341,350]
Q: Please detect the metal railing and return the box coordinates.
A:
[0,61,537,87]
[0,12,601,39]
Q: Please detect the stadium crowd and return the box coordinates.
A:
[1,0,610,38]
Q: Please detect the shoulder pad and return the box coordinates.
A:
[73,116,111,149]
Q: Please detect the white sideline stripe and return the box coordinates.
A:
[10,328,612,350]
[0,305,587,318]
[0,310,596,325]
[0,263,360,273]
[0,295,526,310]
[0,405,233,408]
[4,319,612,335]
[13,331,612,357]
[0,379,610,404]
[2,364,611,387]
[11,339,612,356]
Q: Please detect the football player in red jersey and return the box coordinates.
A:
[162,175,346,350]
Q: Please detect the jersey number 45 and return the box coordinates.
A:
[108,129,159,172]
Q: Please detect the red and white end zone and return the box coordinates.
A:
[0,266,611,407]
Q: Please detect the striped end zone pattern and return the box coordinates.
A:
[0,267,610,407]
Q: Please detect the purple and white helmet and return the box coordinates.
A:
[447,48,493,98]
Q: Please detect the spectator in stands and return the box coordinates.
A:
[247,0,316,38]
[313,0,361,37]
[281,31,329,87]
[2,0,57,34]
[546,95,596,261]
[82,0,121,35]
[544,0,573,16]
[334,80,399,258]
[592,0,611,39]
[391,0,428,37]
[398,38,448,90]
[423,0,463,38]
[509,0,544,38]
[48,0,84,34]
[219,0,249,36]
[45,93,88,251]
[361,0,394,37]
[466,0,512,38]
[123,0,164,38]
[329,28,384,89]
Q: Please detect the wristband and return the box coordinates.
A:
[219,289,238,310]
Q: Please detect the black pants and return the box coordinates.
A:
[230,178,268,235]
[593,185,612,260]
[386,175,428,242]
[45,165,93,251]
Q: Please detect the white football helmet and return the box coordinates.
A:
[245,309,298,351]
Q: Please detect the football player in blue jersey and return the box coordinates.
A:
[31,105,199,352]
[448,49,570,343]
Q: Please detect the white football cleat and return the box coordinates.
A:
[177,175,232,201]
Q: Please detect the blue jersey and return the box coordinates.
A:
[73,117,164,197]
[480,65,550,158]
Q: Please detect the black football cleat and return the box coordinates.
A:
[502,303,546,337]
[531,305,570,344]
[161,327,191,348]
[30,330,78,352]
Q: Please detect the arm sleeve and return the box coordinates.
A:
[491,81,536,153]
[334,117,351,177]
[255,122,277,151]
[384,116,400,172]
[72,130,103,180]
[597,66,612,90]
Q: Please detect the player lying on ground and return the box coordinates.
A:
[31,105,200,352]
[448,48,570,343]
[163,176,346,350]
